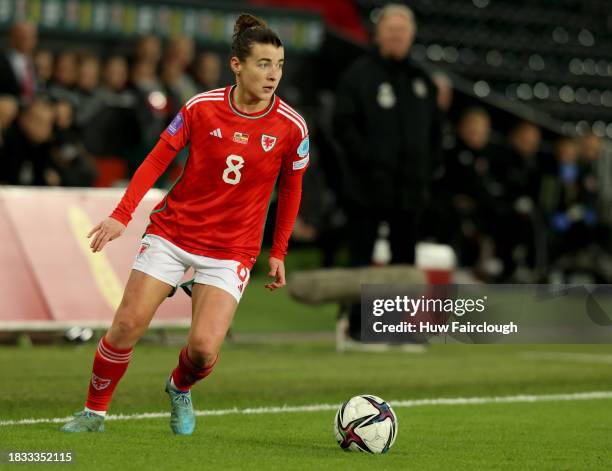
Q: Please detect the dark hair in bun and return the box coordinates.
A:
[231,13,283,61]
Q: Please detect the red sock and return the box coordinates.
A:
[85,336,133,412]
[171,346,218,391]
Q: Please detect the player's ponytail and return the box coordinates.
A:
[231,13,283,61]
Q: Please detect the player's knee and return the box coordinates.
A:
[109,309,147,343]
[187,339,218,367]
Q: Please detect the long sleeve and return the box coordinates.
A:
[270,123,310,260]
[270,170,304,260]
[110,138,178,226]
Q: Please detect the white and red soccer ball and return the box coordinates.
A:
[334,394,398,454]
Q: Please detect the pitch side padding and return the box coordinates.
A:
[0,187,192,330]
[0,197,51,325]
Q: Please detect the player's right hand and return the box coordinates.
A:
[87,217,126,253]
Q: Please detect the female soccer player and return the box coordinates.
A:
[62,14,309,435]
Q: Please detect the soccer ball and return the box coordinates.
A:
[334,394,398,453]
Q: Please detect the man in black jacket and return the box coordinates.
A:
[333,4,441,340]
[0,21,38,102]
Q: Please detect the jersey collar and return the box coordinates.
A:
[227,84,277,119]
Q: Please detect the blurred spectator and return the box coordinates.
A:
[456,107,491,155]
[508,121,542,163]
[81,56,139,158]
[437,107,496,267]
[77,54,101,93]
[103,55,130,94]
[504,122,544,205]
[129,59,170,175]
[165,36,195,70]
[134,35,162,67]
[436,108,540,280]
[579,131,603,163]
[445,107,493,198]
[557,137,580,164]
[0,21,38,102]
[131,60,163,94]
[547,136,604,277]
[131,59,168,135]
[48,51,79,107]
[51,99,97,187]
[333,3,440,340]
[0,99,59,185]
[75,54,104,128]
[33,49,53,93]
[161,58,187,116]
[498,122,546,279]
[0,95,19,145]
[554,136,581,210]
[162,36,196,105]
[131,59,168,129]
[193,51,222,92]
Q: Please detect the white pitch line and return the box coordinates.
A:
[521,352,612,364]
[1,391,611,427]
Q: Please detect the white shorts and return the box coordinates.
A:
[132,234,251,303]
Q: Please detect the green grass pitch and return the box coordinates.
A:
[1,275,611,470]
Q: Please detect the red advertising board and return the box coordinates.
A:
[0,187,192,330]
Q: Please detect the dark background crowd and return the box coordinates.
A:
[1,0,612,288]
[0,21,226,189]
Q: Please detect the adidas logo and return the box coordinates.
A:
[210,128,222,138]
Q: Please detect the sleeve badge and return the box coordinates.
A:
[297,136,309,158]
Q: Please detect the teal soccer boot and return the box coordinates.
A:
[61,411,105,432]
[165,378,195,435]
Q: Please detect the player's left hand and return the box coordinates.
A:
[265,257,286,291]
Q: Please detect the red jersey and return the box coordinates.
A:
[111,86,309,269]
